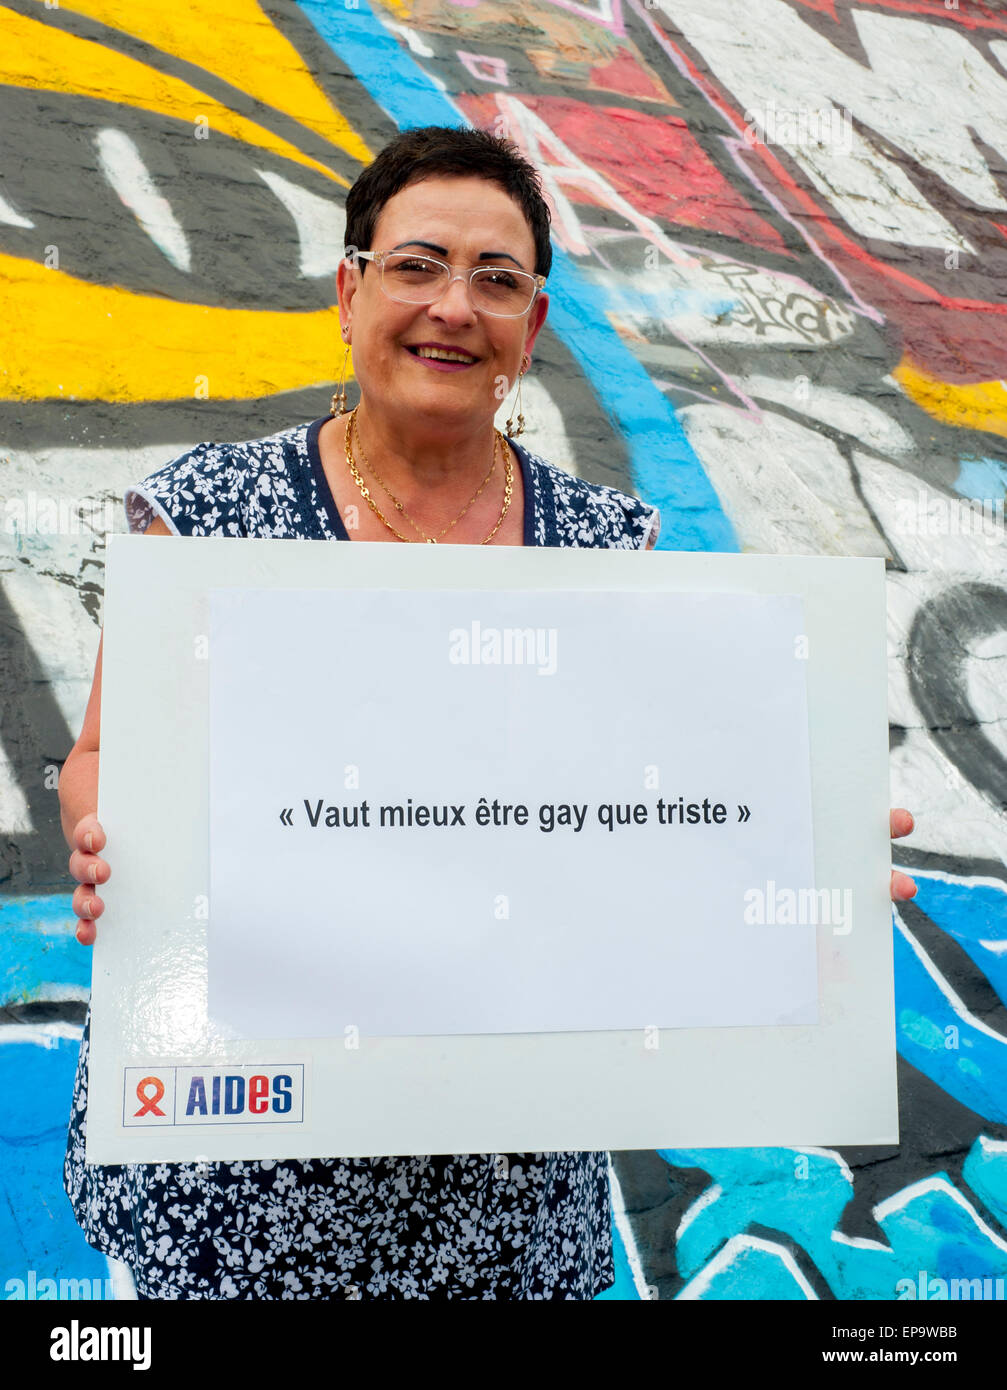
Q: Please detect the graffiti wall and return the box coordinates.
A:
[2,0,1005,1301]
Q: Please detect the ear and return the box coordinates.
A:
[336,255,360,332]
[522,292,549,359]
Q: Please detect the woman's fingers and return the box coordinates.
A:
[69,846,110,888]
[73,812,105,856]
[71,872,104,943]
[72,881,104,920]
[70,815,108,945]
[889,809,917,901]
[69,815,109,891]
[75,917,97,946]
[891,868,918,901]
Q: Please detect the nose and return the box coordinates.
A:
[428,272,478,326]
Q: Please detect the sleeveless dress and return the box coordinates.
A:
[64,416,661,1300]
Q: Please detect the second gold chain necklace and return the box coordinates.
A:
[343,409,512,544]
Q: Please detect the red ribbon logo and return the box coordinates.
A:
[134,1075,166,1118]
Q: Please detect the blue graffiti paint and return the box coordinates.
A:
[0,898,106,1289]
[1,896,90,1007]
[0,1036,109,1291]
[659,1144,1007,1299]
[682,1238,813,1299]
[298,0,461,133]
[894,916,1007,1124]
[963,1137,1007,1230]
[664,1148,850,1285]
[539,282,736,550]
[295,0,737,552]
[905,874,1007,1005]
[954,455,1007,501]
[891,1180,1007,1289]
[588,285,737,327]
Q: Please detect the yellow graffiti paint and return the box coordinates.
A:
[48,0,372,165]
[1,9,352,186]
[1,253,350,402]
[895,358,1007,440]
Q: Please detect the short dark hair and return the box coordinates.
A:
[344,125,552,278]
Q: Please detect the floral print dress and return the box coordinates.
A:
[64,416,660,1299]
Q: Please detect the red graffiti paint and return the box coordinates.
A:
[460,93,788,255]
[588,47,668,103]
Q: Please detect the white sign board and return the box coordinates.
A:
[87,538,897,1161]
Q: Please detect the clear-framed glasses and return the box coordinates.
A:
[350,249,546,317]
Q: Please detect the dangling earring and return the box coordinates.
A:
[330,330,350,416]
[505,355,530,438]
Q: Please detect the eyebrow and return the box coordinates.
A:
[391,239,526,269]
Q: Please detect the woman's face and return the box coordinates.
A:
[337,175,549,436]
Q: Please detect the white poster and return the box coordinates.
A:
[208,588,817,1040]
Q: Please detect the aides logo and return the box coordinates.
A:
[123,1064,304,1127]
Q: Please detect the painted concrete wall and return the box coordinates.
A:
[1,0,1005,1301]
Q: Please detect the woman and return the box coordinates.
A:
[60,125,918,1300]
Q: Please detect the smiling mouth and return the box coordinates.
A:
[406,345,480,364]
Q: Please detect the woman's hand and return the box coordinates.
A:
[890,808,917,902]
[69,812,110,945]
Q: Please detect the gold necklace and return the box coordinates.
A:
[343,410,513,545]
[351,410,498,543]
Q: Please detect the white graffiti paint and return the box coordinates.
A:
[95,128,192,273]
[659,0,1007,248]
[255,169,346,278]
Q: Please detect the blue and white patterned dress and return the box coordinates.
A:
[64,416,660,1300]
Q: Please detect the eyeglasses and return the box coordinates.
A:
[350,250,546,318]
